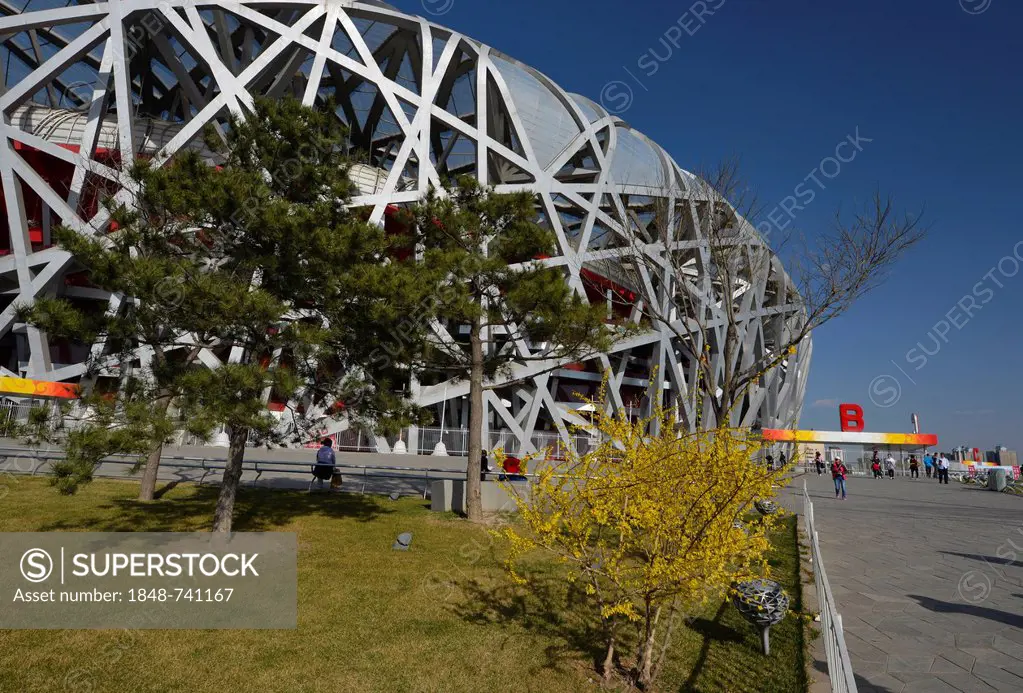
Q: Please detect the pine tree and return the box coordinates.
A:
[22,97,435,529]
[403,178,617,522]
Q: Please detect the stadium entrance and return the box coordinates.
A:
[761,429,939,477]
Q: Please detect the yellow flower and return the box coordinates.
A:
[497,372,785,659]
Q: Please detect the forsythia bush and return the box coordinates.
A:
[498,397,788,687]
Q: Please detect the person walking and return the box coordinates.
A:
[814,451,825,476]
[871,458,883,479]
[938,455,950,484]
[885,454,896,479]
[924,453,933,478]
[831,457,848,499]
[909,455,920,479]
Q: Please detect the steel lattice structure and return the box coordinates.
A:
[0,0,810,453]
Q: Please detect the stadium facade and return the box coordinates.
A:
[0,1,811,454]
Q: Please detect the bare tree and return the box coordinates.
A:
[599,157,926,431]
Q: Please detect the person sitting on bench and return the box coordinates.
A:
[311,438,336,490]
[499,455,526,481]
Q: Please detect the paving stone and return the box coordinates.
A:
[908,635,958,653]
[857,610,899,627]
[845,624,897,646]
[954,634,994,649]
[901,678,968,693]
[973,674,1023,693]
[876,619,926,637]
[990,635,1023,659]
[904,621,957,640]
[972,665,1023,686]
[928,656,971,674]
[856,671,907,692]
[844,633,891,662]
[785,480,1023,693]
[851,653,890,672]
[959,648,1013,667]
[934,672,998,692]
[886,655,935,672]
[933,649,976,672]
[946,619,1005,635]
[993,627,1023,646]
[889,672,961,692]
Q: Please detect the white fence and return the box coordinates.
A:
[412,426,600,458]
[308,426,600,457]
[0,399,65,430]
[803,479,858,693]
[0,400,28,425]
[329,428,379,453]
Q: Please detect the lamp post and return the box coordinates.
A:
[433,383,449,456]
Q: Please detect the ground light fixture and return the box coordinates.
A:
[731,579,789,655]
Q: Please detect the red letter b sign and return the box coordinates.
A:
[839,403,865,432]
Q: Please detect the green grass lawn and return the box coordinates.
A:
[0,477,807,692]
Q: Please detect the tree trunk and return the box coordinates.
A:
[465,318,484,522]
[639,605,662,687]
[602,633,616,680]
[212,425,249,533]
[137,443,164,502]
[652,600,681,683]
[137,394,172,501]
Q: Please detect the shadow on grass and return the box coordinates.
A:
[451,572,751,690]
[678,601,744,692]
[38,485,392,532]
[445,516,804,691]
[152,480,182,500]
[450,573,611,677]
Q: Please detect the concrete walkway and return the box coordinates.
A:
[0,440,470,497]
[790,473,1023,692]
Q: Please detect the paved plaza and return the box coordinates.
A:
[791,473,1023,692]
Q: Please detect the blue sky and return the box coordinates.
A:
[391,0,1023,453]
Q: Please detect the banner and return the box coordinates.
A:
[0,376,78,399]
[762,429,938,446]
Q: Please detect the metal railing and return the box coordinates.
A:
[413,426,600,458]
[416,427,469,456]
[0,397,602,458]
[803,479,858,692]
[327,428,379,453]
